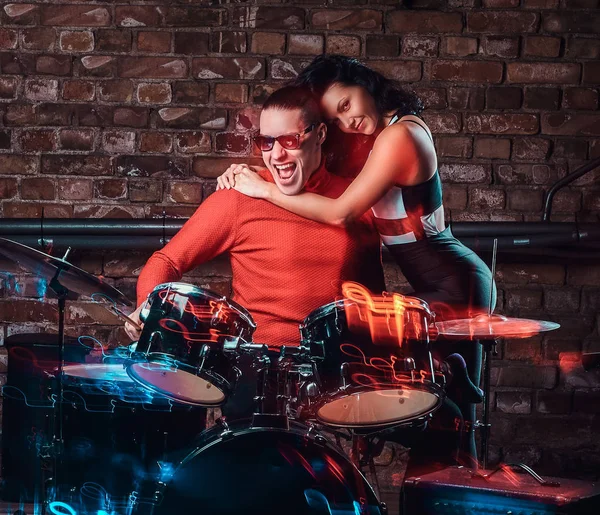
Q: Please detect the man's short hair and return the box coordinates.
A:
[262,86,322,126]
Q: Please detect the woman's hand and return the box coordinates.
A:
[216,163,249,191]
[124,305,144,341]
[231,167,272,199]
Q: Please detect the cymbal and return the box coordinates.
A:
[435,314,560,339]
[0,238,132,306]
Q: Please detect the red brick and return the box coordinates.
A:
[486,87,522,109]
[483,0,519,5]
[442,185,467,210]
[287,34,324,56]
[113,108,148,128]
[210,31,247,53]
[492,364,558,389]
[138,31,171,53]
[523,0,559,7]
[116,6,161,27]
[42,155,111,176]
[523,36,561,58]
[173,32,210,55]
[431,60,503,83]
[401,36,438,57]
[544,287,581,313]
[157,107,227,129]
[327,35,361,56]
[583,189,600,210]
[566,37,600,59]
[233,7,304,29]
[96,30,131,52]
[388,11,462,32]
[137,83,172,104]
[4,104,35,126]
[543,12,600,33]
[192,157,263,179]
[550,189,582,214]
[482,36,520,58]
[129,180,162,203]
[41,5,111,27]
[38,104,76,126]
[505,288,543,313]
[513,138,551,161]
[59,129,95,151]
[165,7,227,27]
[1,4,39,25]
[235,107,261,133]
[251,32,286,55]
[59,30,94,52]
[252,84,278,105]
[98,80,133,103]
[73,204,144,219]
[0,53,36,75]
[58,178,93,201]
[2,203,43,218]
[496,391,531,415]
[582,286,600,314]
[19,129,55,152]
[215,132,250,154]
[312,9,381,30]
[36,54,71,75]
[567,265,600,286]
[563,88,599,110]
[62,80,94,101]
[469,187,505,210]
[507,188,543,211]
[507,63,580,84]
[167,181,203,204]
[467,11,539,33]
[20,27,55,50]
[118,57,187,79]
[78,55,116,77]
[583,62,600,85]
[542,113,600,136]
[536,391,572,415]
[173,82,209,104]
[192,57,265,80]
[0,28,17,49]
[102,130,136,154]
[215,84,248,104]
[439,163,489,183]
[421,112,461,134]
[0,77,17,99]
[465,114,539,135]
[442,36,478,56]
[448,87,485,110]
[0,155,38,175]
[21,177,55,200]
[67,302,122,326]
[94,179,127,200]
[175,132,211,154]
[270,58,310,80]
[435,136,472,158]
[367,60,422,82]
[24,78,58,102]
[140,132,172,153]
[0,300,57,324]
[0,131,11,150]
[523,87,560,110]
[365,35,398,57]
[414,87,446,109]
[497,263,565,284]
[115,155,187,178]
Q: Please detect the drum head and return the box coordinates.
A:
[142,422,382,515]
[316,386,441,429]
[63,363,132,383]
[127,362,225,406]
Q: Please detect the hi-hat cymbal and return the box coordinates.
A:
[435,314,560,339]
[0,237,132,306]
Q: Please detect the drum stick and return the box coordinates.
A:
[108,305,143,330]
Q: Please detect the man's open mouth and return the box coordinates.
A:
[275,163,296,181]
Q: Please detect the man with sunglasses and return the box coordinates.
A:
[125,86,385,416]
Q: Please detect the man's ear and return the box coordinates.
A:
[317,122,327,145]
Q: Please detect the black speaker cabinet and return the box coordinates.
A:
[1,333,89,502]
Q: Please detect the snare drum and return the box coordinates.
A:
[299,297,443,430]
[128,283,256,406]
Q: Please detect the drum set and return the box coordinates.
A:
[0,238,561,515]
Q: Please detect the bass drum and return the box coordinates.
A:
[136,420,384,515]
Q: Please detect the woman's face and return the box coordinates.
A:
[319,83,380,135]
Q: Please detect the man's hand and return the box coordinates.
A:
[217,163,254,191]
[124,305,144,341]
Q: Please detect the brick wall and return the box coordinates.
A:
[0,1,599,478]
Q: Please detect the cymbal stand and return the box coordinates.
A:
[477,338,498,470]
[45,248,73,502]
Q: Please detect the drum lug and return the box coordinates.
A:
[216,416,233,439]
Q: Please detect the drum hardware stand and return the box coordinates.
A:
[475,338,498,470]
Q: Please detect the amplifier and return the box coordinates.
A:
[402,466,600,515]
